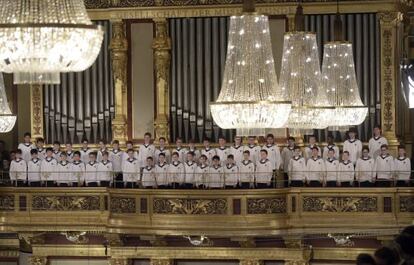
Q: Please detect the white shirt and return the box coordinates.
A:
[368,136,388,159]
[262,144,281,170]
[304,145,322,161]
[122,150,138,163]
[208,165,224,188]
[239,160,255,183]
[71,161,85,183]
[201,148,216,165]
[155,147,171,164]
[196,164,209,186]
[155,163,169,186]
[56,161,72,184]
[79,148,92,163]
[338,160,354,183]
[187,148,200,162]
[394,157,411,181]
[281,146,295,173]
[27,158,41,182]
[306,157,325,182]
[375,155,394,180]
[97,149,108,162]
[230,145,244,166]
[137,144,156,168]
[288,156,306,181]
[36,148,46,160]
[325,158,339,182]
[142,166,156,187]
[224,163,239,186]
[323,145,340,160]
[355,157,376,182]
[40,157,57,181]
[52,150,61,161]
[215,146,230,166]
[85,161,99,183]
[184,161,197,184]
[255,159,273,184]
[244,145,261,164]
[18,143,35,162]
[65,151,75,163]
[122,158,140,182]
[109,149,123,172]
[172,147,187,163]
[10,159,27,181]
[343,139,362,164]
[97,160,113,182]
[168,161,185,184]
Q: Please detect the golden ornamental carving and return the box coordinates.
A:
[399,196,414,212]
[30,84,44,139]
[29,257,47,265]
[153,198,227,214]
[0,195,14,211]
[110,197,136,213]
[285,261,309,265]
[31,196,100,211]
[302,197,378,212]
[239,259,263,265]
[247,198,287,214]
[150,259,173,265]
[109,258,131,265]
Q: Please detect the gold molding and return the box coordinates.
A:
[32,244,107,257]
[312,247,375,261]
[30,84,44,139]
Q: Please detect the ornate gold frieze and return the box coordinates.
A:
[109,258,131,265]
[31,196,100,211]
[247,197,286,214]
[0,195,14,211]
[29,256,47,265]
[153,198,227,214]
[302,197,378,212]
[150,259,173,265]
[30,84,44,139]
[110,197,136,213]
[239,259,264,265]
[399,196,414,212]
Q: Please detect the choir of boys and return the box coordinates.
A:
[7,130,413,188]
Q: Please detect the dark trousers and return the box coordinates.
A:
[377,179,391,187]
[340,181,352,187]
[171,182,181,189]
[290,180,304,187]
[29,181,41,187]
[240,182,252,189]
[326,181,337,187]
[114,173,123,188]
[72,182,79,187]
[87,182,98,187]
[308,181,321,187]
[44,181,55,187]
[196,184,206,189]
[283,173,289,187]
[183,183,193,189]
[16,180,26,187]
[58,183,69,187]
[100,181,110,187]
[225,185,235,189]
[157,185,168,189]
[125,182,136,188]
[359,181,373,187]
[256,183,270,189]
[396,180,409,187]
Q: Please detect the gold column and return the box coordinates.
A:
[29,256,47,265]
[152,18,171,143]
[379,12,402,153]
[150,259,173,265]
[287,14,296,32]
[240,259,263,265]
[30,84,44,139]
[110,19,129,144]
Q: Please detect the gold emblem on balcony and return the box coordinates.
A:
[399,196,414,212]
[110,197,136,213]
[0,195,14,211]
[247,198,286,214]
[153,198,227,215]
[31,196,100,211]
[302,197,378,212]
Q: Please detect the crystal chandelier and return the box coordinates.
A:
[279,4,334,132]
[321,3,368,130]
[210,0,291,136]
[0,73,17,133]
[0,0,104,84]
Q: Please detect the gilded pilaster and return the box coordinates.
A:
[287,14,296,32]
[150,259,173,265]
[29,256,47,265]
[379,12,402,153]
[152,18,171,143]
[30,84,43,139]
[240,259,263,265]
[110,19,129,144]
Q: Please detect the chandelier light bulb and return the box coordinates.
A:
[0,0,104,84]
[0,73,17,133]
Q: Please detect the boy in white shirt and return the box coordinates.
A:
[281,137,296,180]
[137,132,156,169]
[35,137,46,160]
[27,149,41,187]
[288,146,306,187]
[338,151,355,187]
[18,132,35,162]
[65,143,75,162]
[262,134,282,172]
[187,139,200,163]
[355,147,376,187]
[155,137,171,164]
[216,136,230,166]
[304,135,321,161]
[244,136,261,164]
[184,151,197,188]
[239,150,255,189]
[195,155,209,188]
[224,154,239,188]
[122,149,140,188]
[40,147,58,187]
[255,149,273,188]
[306,147,325,187]
[209,155,224,189]
[71,151,85,187]
[142,157,156,188]
[97,139,108,162]
[56,152,72,187]
[323,134,340,160]
[52,141,61,161]
[85,152,99,187]
[368,125,388,159]
[172,137,187,163]
[79,139,92,163]
[10,149,27,187]
[122,141,138,162]
[98,151,113,187]
[201,138,216,165]
[169,152,185,188]
[230,136,244,166]
[343,128,362,164]
[155,153,169,188]
[394,145,411,187]
[325,148,339,187]
[375,144,394,187]
[109,140,123,188]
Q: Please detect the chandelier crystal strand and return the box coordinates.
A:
[0,0,104,84]
[279,31,333,130]
[0,73,17,133]
[210,11,291,136]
